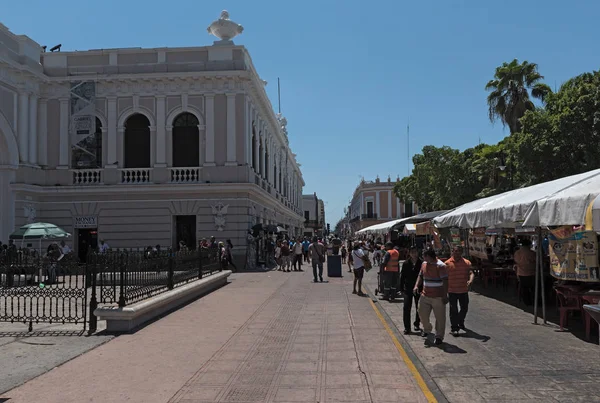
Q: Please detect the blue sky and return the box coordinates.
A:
[5,1,600,224]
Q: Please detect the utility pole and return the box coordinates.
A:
[406,121,410,176]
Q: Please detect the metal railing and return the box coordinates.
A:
[361,213,378,219]
[72,169,103,185]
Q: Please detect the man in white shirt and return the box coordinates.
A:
[99,239,109,253]
[351,243,367,296]
[292,238,304,271]
[59,240,71,255]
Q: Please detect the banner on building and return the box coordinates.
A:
[549,226,600,282]
[70,81,98,168]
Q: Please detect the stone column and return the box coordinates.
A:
[18,92,29,164]
[204,94,215,166]
[106,97,117,167]
[225,93,237,166]
[37,99,47,166]
[155,96,166,167]
[58,98,69,168]
[245,100,252,165]
[28,95,38,165]
[260,134,265,179]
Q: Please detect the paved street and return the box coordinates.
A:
[363,270,600,402]
[0,265,432,403]
[2,262,600,402]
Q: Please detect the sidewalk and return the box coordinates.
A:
[2,265,432,403]
[363,271,600,403]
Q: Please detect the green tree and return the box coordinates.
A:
[514,70,600,185]
[486,59,552,134]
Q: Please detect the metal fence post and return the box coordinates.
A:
[118,252,126,308]
[88,252,98,334]
[167,251,174,290]
[198,249,204,279]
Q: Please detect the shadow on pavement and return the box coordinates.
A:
[460,328,491,342]
[440,342,467,354]
[0,330,86,338]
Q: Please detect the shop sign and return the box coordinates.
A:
[74,215,98,229]
[549,226,600,282]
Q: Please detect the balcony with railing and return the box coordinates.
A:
[120,168,152,184]
[169,167,200,183]
[361,213,378,220]
[71,169,103,185]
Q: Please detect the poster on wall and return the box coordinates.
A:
[450,228,461,247]
[70,81,98,168]
[468,228,488,260]
[549,226,600,282]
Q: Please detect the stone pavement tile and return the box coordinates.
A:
[204,360,241,372]
[288,351,320,361]
[368,373,415,387]
[324,387,368,402]
[193,371,233,386]
[371,387,424,402]
[523,390,560,401]
[442,390,486,403]
[324,373,363,387]
[278,373,319,387]
[324,359,360,372]
[179,386,222,401]
[475,383,529,400]
[327,342,356,351]
[235,372,276,385]
[326,334,354,343]
[291,343,321,352]
[284,360,319,372]
[273,387,317,402]
[505,375,563,391]
[324,349,357,360]
[294,335,322,344]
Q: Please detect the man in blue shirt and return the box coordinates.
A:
[302,237,310,262]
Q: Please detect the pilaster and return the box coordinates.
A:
[18,92,29,163]
[37,98,47,166]
[155,96,167,167]
[28,95,38,165]
[58,98,69,168]
[204,94,216,166]
[106,97,117,167]
[225,93,237,166]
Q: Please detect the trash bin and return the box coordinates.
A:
[327,255,342,277]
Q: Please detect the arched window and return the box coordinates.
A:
[124,114,151,168]
[172,113,200,167]
[72,117,102,169]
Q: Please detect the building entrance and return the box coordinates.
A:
[77,228,98,262]
[175,215,196,251]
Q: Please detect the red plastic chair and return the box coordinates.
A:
[555,289,582,331]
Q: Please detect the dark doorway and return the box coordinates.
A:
[124,114,151,168]
[172,113,200,167]
[77,229,98,262]
[175,215,196,251]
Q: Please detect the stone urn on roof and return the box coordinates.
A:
[207,10,244,45]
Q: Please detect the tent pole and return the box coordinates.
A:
[533,227,540,324]
[540,228,547,324]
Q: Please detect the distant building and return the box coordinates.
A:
[302,193,325,237]
[348,176,417,233]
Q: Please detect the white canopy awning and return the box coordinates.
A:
[434,168,600,229]
[356,218,405,234]
[523,171,600,227]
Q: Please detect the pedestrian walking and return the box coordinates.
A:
[292,238,304,271]
[308,237,325,282]
[400,247,423,334]
[302,237,310,262]
[513,239,536,306]
[351,242,367,296]
[341,245,347,264]
[445,246,474,335]
[414,249,448,346]
[380,242,400,301]
[281,241,292,272]
[225,239,238,272]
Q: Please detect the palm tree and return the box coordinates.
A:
[486,59,552,134]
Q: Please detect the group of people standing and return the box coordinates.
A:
[348,241,475,346]
[275,236,328,283]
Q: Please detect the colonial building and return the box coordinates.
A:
[302,193,325,237]
[0,12,304,263]
[348,176,417,232]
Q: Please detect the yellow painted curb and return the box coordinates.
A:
[368,297,438,403]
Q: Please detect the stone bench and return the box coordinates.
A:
[94,270,231,332]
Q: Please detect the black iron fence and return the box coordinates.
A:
[87,248,221,332]
[0,251,87,331]
[0,247,221,332]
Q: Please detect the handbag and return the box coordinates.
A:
[316,246,326,263]
[354,250,372,271]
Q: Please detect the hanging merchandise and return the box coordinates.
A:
[549,226,600,282]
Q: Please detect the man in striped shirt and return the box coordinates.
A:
[445,246,474,336]
[414,249,448,346]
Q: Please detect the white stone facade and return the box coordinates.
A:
[0,18,304,261]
